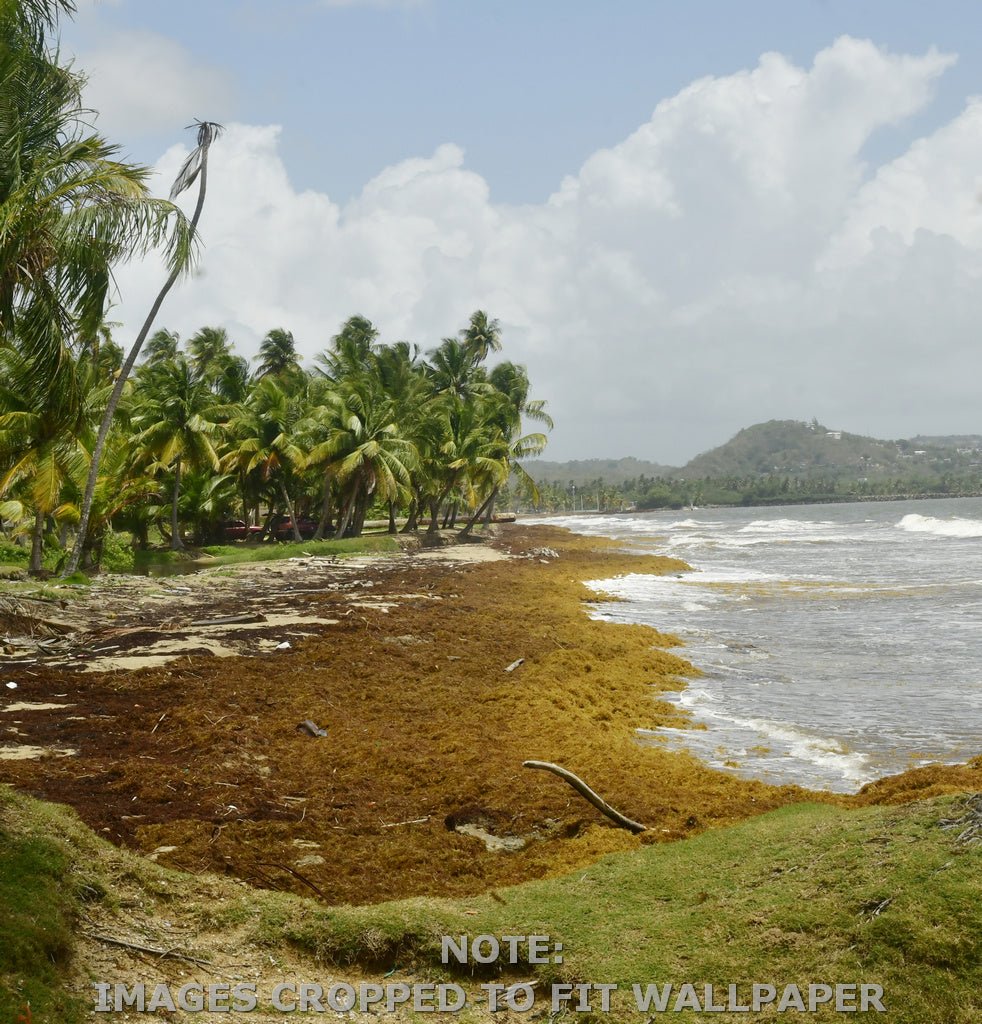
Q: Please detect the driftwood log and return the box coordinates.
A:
[522,760,647,834]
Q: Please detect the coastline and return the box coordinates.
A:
[2,523,975,909]
[1,524,980,1021]
[0,525,820,905]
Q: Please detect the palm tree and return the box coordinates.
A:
[186,325,234,383]
[458,361,551,534]
[0,346,89,573]
[460,309,502,363]
[305,374,416,538]
[1,11,195,381]
[255,327,301,381]
[315,315,379,381]
[141,328,181,365]
[131,355,222,550]
[224,377,307,541]
[65,120,221,574]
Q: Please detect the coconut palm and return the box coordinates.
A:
[65,120,221,575]
[460,310,502,363]
[306,376,416,538]
[141,328,181,366]
[255,327,301,382]
[224,377,307,541]
[131,354,223,549]
[315,315,379,382]
[0,11,196,378]
[0,347,88,572]
[186,326,234,383]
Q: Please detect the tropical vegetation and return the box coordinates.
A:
[0,1,550,575]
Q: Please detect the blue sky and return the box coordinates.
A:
[60,1,982,462]
[68,0,981,204]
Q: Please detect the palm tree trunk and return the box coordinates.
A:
[280,479,302,541]
[460,487,497,539]
[350,493,369,537]
[170,458,184,550]
[387,500,397,534]
[63,131,215,577]
[335,491,355,539]
[313,473,334,540]
[426,497,441,535]
[401,497,418,533]
[481,488,498,527]
[29,507,44,575]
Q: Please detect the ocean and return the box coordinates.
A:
[539,498,982,793]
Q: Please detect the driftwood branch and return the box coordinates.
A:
[258,861,328,899]
[84,931,212,967]
[522,760,647,834]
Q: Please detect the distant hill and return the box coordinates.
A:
[523,421,982,488]
[520,456,677,485]
[678,420,979,479]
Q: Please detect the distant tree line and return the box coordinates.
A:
[512,471,982,513]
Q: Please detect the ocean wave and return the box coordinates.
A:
[896,513,982,539]
[738,518,834,534]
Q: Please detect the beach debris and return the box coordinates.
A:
[5,681,16,689]
[504,658,525,673]
[526,547,559,560]
[275,640,292,650]
[84,930,212,968]
[296,719,327,738]
[522,759,648,834]
[258,860,327,899]
[859,897,893,920]
[380,816,430,829]
[455,822,527,853]
[383,634,426,646]
[939,793,982,846]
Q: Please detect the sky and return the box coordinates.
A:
[59,0,982,464]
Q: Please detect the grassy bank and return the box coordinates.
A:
[1,786,978,1022]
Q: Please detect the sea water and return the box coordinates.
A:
[538,498,982,793]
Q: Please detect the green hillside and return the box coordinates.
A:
[518,421,982,511]
[678,420,982,480]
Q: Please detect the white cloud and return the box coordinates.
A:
[109,37,982,462]
[74,29,234,139]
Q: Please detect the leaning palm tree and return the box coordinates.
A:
[65,120,222,574]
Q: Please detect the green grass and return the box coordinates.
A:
[0,797,87,1023]
[262,798,982,1022]
[201,533,400,564]
[1,788,978,1022]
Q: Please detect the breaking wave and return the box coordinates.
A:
[896,513,982,539]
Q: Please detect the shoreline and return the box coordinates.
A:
[1,524,980,1022]
[0,524,822,906]
[1,523,976,907]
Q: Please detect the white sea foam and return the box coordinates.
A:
[896,513,982,538]
[653,710,874,789]
[738,518,834,534]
